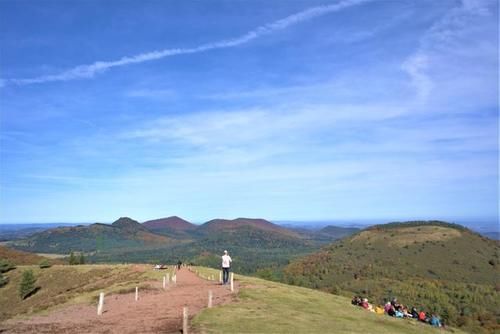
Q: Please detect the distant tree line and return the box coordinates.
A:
[69,252,85,265]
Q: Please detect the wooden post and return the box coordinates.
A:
[219,271,222,283]
[208,290,213,308]
[135,286,138,301]
[166,273,170,283]
[163,276,166,289]
[97,292,104,315]
[183,306,189,334]
[230,273,234,292]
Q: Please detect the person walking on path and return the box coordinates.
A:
[221,250,232,284]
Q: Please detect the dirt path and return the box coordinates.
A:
[2,268,237,334]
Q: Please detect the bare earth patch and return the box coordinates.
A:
[1,268,237,334]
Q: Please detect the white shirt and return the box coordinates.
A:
[222,254,232,268]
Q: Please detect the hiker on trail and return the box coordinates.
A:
[177,260,182,270]
[221,250,232,284]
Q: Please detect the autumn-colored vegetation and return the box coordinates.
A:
[283,221,500,333]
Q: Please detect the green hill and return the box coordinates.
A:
[6,216,320,276]
[143,216,197,238]
[6,217,348,275]
[11,217,174,254]
[192,266,466,334]
[283,221,500,333]
[0,263,466,334]
[90,218,318,275]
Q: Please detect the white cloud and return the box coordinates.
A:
[121,102,406,148]
[126,88,177,99]
[402,0,497,105]
[6,0,372,86]
[401,53,432,101]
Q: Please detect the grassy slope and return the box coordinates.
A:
[191,267,466,334]
[0,245,63,265]
[0,264,467,333]
[0,264,172,322]
[282,223,500,333]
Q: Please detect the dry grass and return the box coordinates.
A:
[0,246,63,265]
[0,264,174,321]
[193,272,468,334]
[350,226,462,247]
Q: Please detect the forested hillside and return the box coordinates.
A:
[7,217,353,276]
[283,221,500,333]
[11,218,173,254]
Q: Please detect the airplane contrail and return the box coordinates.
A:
[8,0,371,86]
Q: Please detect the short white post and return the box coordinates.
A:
[97,292,104,315]
[208,290,213,308]
[135,286,139,301]
[230,273,234,292]
[166,272,170,283]
[219,271,222,283]
[173,274,177,284]
[163,276,166,289]
[183,306,189,334]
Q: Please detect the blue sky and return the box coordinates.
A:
[0,0,498,224]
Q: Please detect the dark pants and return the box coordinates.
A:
[222,267,230,284]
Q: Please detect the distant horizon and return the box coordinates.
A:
[0,215,497,231]
[1,1,498,224]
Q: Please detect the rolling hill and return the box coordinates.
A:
[0,263,466,334]
[196,218,305,247]
[0,245,62,265]
[5,216,323,276]
[11,217,173,254]
[2,218,422,282]
[194,267,467,334]
[87,217,319,275]
[198,218,299,236]
[143,216,197,238]
[283,221,500,333]
[318,225,360,239]
[0,223,91,242]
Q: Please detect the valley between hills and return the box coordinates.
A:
[0,218,498,333]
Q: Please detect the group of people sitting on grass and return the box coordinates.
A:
[351,296,443,328]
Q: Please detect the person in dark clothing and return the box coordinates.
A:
[177,260,182,270]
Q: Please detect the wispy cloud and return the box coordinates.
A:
[5,0,371,86]
[402,54,432,101]
[402,0,495,103]
[126,88,177,99]
[121,103,406,149]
